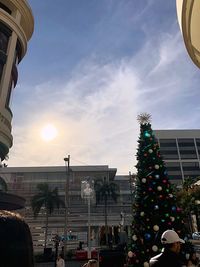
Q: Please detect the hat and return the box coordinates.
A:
[161,230,185,244]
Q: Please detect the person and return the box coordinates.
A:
[187,253,199,267]
[56,254,65,267]
[0,210,34,267]
[82,259,98,267]
[88,259,98,267]
[149,229,185,267]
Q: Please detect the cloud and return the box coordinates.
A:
[9,23,200,174]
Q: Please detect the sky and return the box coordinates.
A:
[7,0,200,174]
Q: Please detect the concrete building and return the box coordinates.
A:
[176,0,200,68]
[154,129,200,185]
[0,165,132,252]
[0,0,34,160]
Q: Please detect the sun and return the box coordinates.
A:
[40,124,58,142]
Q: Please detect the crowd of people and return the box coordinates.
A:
[1,210,200,267]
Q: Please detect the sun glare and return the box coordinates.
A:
[41,124,58,142]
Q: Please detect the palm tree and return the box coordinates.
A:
[94,177,119,246]
[31,183,64,248]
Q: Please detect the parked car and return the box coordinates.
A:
[192,232,200,240]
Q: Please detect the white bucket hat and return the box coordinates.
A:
[161,230,185,244]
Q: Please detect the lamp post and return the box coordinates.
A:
[63,155,70,260]
[81,179,94,259]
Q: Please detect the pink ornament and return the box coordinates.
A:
[128,251,134,258]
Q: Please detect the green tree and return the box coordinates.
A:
[128,114,186,267]
[31,183,64,248]
[176,177,200,233]
[94,177,119,245]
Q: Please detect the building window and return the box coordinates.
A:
[182,162,200,178]
[0,31,9,53]
[178,138,197,159]
[159,139,177,148]
[160,149,179,159]
[159,139,179,159]
[0,23,11,80]
[196,139,200,157]
[0,3,12,14]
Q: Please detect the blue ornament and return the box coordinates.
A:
[144,233,151,240]
[171,206,176,211]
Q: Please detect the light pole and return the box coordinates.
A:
[81,179,94,259]
[63,155,70,260]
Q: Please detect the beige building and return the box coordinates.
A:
[0,0,34,160]
[0,165,132,252]
[176,0,200,68]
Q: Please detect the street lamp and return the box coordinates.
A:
[63,155,70,260]
[81,179,94,259]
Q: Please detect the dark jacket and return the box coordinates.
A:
[149,249,183,267]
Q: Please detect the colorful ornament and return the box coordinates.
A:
[157,186,162,191]
[152,245,158,252]
[155,165,159,169]
[144,233,151,240]
[153,225,159,231]
[144,132,150,137]
[128,251,134,258]
[132,235,137,241]
[142,178,146,183]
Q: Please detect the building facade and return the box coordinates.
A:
[0,0,34,160]
[154,129,200,185]
[0,165,132,252]
[176,0,200,69]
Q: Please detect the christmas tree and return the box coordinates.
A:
[127,113,186,267]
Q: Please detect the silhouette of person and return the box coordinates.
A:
[150,230,185,267]
[0,210,34,267]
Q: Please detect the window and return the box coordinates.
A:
[178,138,197,159]
[0,3,11,14]
[182,162,200,177]
[196,139,200,157]
[0,23,11,80]
[159,139,179,159]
